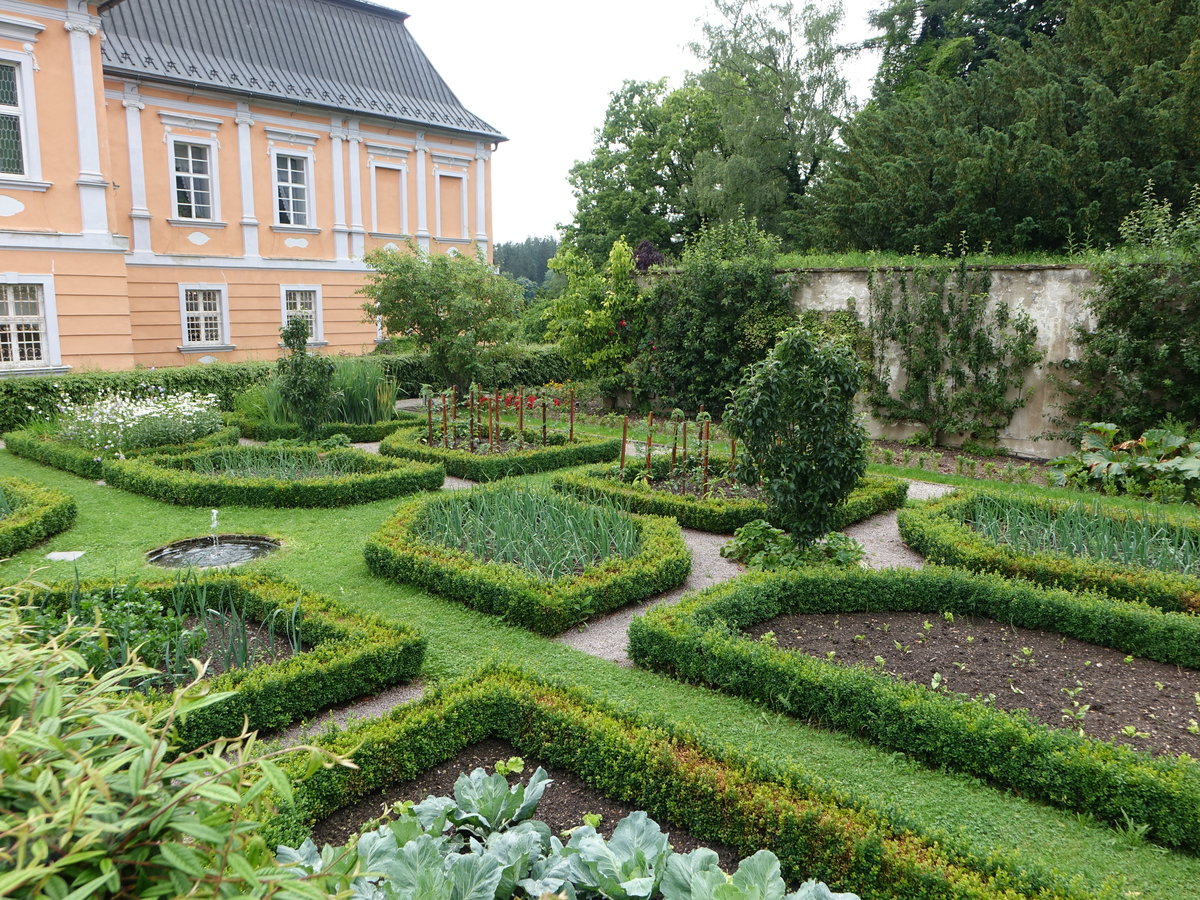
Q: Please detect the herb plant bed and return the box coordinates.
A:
[379,424,621,481]
[743,610,1200,758]
[628,567,1200,852]
[224,411,421,443]
[0,476,76,557]
[364,484,690,634]
[20,574,424,749]
[553,465,908,533]
[2,425,241,480]
[267,667,1089,900]
[899,492,1200,612]
[101,445,444,507]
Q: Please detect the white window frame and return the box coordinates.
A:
[279,284,324,344]
[271,147,315,229]
[433,168,469,241]
[168,135,221,223]
[0,49,42,185]
[368,160,409,237]
[0,272,60,371]
[178,283,231,350]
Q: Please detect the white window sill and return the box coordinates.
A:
[271,225,320,235]
[178,343,235,354]
[0,363,71,377]
[168,218,228,229]
[0,178,52,193]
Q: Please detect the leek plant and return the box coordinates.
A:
[0,487,12,519]
[329,357,398,424]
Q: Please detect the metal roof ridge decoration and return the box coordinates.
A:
[99,0,504,141]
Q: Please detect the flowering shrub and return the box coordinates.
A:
[55,389,222,454]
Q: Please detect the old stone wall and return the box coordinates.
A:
[790,265,1095,459]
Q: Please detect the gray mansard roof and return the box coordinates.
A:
[99,0,504,140]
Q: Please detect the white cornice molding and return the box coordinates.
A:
[158,111,222,133]
[265,126,319,146]
[432,152,469,167]
[0,14,44,43]
[365,141,409,159]
[64,21,98,37]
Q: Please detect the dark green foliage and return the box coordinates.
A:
[363,492,689,635]
[1047,422,1200,504]
[223,413,416,443]
[266,668,1093,900]
[1060,187,1200,434]
[22,575,424,750]
[725,326,867,547]
[379,426,620,482]
[372,344,574,395]
[898,491,1200,612]
[635,218,796,413]
[552,467,908,535]
[865,260,1042,444]
[101,446,443,508]
[0,477,75,557]
[628,568,1200,851]
[2,426,241,480]
[276,318,334,440]
[494,236,560,286]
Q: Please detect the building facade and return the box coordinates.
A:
[0,0,502,374]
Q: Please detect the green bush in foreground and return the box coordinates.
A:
[2,425,241,480]
[628,567,1200,851]
[0,476,75,558]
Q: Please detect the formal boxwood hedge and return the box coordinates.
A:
[363,487,690,634]
[101,445,444,508]
[553,467,908,533]
[898,492,1200,613]
[379,426,621,481]
[2,425,242,480]
[225,411,422,443]
[264,667,1090,900]
[25,574,424,749]
[0,477,76,558]
[628,567,1200,852]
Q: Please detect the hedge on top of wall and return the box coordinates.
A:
[0,476,76,558]
[2,426,242,480]
[373,344,574,395]
[24,573,424,750]
[898,491,1200,614]
[264,666,1092,900]
[627,567,1200,852]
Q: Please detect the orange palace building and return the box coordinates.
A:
[0,0,502,375]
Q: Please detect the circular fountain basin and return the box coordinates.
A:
[147,534,279,569]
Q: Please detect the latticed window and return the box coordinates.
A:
[275,154,309,226]
[0,63,26,176]
[0,284,46,367]
[283,288,318,337]
[183,288,224,345]
[173,142,213,219]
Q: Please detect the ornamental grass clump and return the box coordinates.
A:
[0,486,11,520]
[413,485,641,580]
[962,493,1200,577]
[329,356,398,424]
[54,388,222,454]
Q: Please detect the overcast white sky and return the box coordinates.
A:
[377,1,884,243]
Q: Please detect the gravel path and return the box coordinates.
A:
[273,681,426,747]
[843,480,956,571]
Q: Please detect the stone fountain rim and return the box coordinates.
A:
[146,533,281,568]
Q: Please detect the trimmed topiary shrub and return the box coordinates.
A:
[0,477,76,558]
[2,426,241,480]
[224,412,420,443]
[101,446,443,508]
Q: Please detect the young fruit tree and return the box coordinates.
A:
[725,324,867,547]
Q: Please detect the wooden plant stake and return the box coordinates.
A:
[468,387,476,444]
[442,390,449,449]
[620,415,628,470]
[494,388,501,446]
[681,421,688,466]
[517,386,524,433]
[488,398,495,454]
[541,396,548,445]
[569,387,576,443]
[731,437,737,466]
[701,421,711,498]
[426,393,434,446]
[645,411,654,474]
[670,421,679,474]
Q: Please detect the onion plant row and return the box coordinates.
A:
[962,493,1200,576]
[196,449,354,480]
[413,486,641,580]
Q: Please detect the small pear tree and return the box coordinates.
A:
[724,325,867,547]
[276,317,334,440]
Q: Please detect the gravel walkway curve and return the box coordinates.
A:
[843,480,956,571]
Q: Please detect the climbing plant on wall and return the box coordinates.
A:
[865,258,1042,445]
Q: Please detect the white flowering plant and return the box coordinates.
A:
[54,388,223,455]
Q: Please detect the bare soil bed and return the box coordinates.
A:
[188,616,297,677]
[309,737,739,867]
[871,440,1051,484]
[744,611,1200,758]
[611,469,760,502]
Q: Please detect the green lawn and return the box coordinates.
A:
[2,447,1198,900]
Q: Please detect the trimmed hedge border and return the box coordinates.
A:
[0,477,76,558]
[2,425,241,480]
[627,567,1200,852]
[102,445,444,508]
[24,574,424,749]
[552,468,909,533]
[898,491,1200,613]
[265,667,1092,900]
[225,412,422,443]
[379,426,621,481]
[364,486,690,634]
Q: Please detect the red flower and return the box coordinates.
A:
[618,319,627,327]
[553,398,561,407]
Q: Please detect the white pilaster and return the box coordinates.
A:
[235,105,259,258]
[347,123,365,258]
[331,121,350,261]
[474,143,490,257]
[64,17,107,234]
[414,133,430,253]
[122,87,151,253]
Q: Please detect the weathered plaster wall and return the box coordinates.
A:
[790,265,1095,459]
